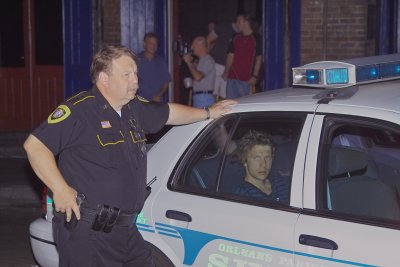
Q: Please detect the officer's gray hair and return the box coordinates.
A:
[90,45,138,84]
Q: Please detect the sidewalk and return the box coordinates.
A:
[0,132,41,206]
[0,133,41,266]
[0,132,28,159]
[0,158,42,207]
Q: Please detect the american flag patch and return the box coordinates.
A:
[101,121,112,128]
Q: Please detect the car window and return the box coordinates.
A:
[320,117,400,224]
[176,117,237,190]
[174,112,305,206]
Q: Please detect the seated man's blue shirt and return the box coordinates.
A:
[233,175,289,204]
[137,52,171,102]
[270,175,290,203]
[233,181,275,201]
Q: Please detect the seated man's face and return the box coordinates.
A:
[245,145,273,182]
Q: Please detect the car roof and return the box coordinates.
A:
[234,79,400,114]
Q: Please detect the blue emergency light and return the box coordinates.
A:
[292,54,400,88]
[326,68,348,84]
[306,70,320,84]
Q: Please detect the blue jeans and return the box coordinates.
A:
[193,93,215,108]
[226,79,251,99]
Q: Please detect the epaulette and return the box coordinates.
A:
[47,91,95,124]
[66,90,95,106]
[136,95,149,103]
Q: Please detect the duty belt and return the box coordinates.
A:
[80,205,138,233]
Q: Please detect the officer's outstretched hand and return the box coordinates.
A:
[208,99,238,119]
[53,186,80,222]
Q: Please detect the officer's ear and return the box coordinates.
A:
[98,71,109,86]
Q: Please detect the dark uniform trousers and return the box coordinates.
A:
[53,213,154,267]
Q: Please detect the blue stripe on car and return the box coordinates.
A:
[140,222,377,267]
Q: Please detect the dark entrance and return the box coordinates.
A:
[0,0,64,131]
[171,0,263,104]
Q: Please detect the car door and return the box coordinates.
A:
[151,112,315,266]
[295,111,400,267]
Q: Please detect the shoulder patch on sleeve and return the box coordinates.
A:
[48,105,71,124]
[136,95,149,103]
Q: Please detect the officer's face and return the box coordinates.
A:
[107,55,138,107]
[244,145,273,182]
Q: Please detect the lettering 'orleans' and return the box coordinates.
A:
[208,254,264,267]
[218,243,273,262]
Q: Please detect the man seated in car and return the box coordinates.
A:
[232,130,289,203]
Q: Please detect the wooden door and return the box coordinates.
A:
[0,0,63,131]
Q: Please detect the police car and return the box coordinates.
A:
[30,54,400,267]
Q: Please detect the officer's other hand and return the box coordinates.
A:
[53,186,81,222]
[209,99,237,119]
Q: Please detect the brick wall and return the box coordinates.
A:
[301,0,376,64]
[102,0,121,45]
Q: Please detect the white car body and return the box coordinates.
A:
[30,57,400,267]
[29,196,58,267]
[138,83,400,267]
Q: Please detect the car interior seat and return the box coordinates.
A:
[188,154,221,189]
[328,146,400,221]
[270,140,296,181]
[188,154,245,191]
[219,155,245,192]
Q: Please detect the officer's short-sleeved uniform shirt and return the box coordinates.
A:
[32,86,169,213]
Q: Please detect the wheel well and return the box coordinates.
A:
[146,241,175,267]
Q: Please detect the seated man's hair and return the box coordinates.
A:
[233,130,274,164]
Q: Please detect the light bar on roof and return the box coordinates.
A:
[292,54,400,88]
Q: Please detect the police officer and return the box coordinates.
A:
[24,45,236,266]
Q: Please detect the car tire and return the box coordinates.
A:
[147,241,175,267]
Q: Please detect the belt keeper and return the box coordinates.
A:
[204,107,210,120]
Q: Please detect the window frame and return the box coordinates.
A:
[316,114,400,229]
[168,111,307,209]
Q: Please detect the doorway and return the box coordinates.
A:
[170,0,263,104]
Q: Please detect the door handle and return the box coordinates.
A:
[299,234,338,250]
[166,210,192,222]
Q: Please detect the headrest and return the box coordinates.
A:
[329,146,367,177]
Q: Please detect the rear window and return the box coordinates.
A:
[172,112,306,207]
